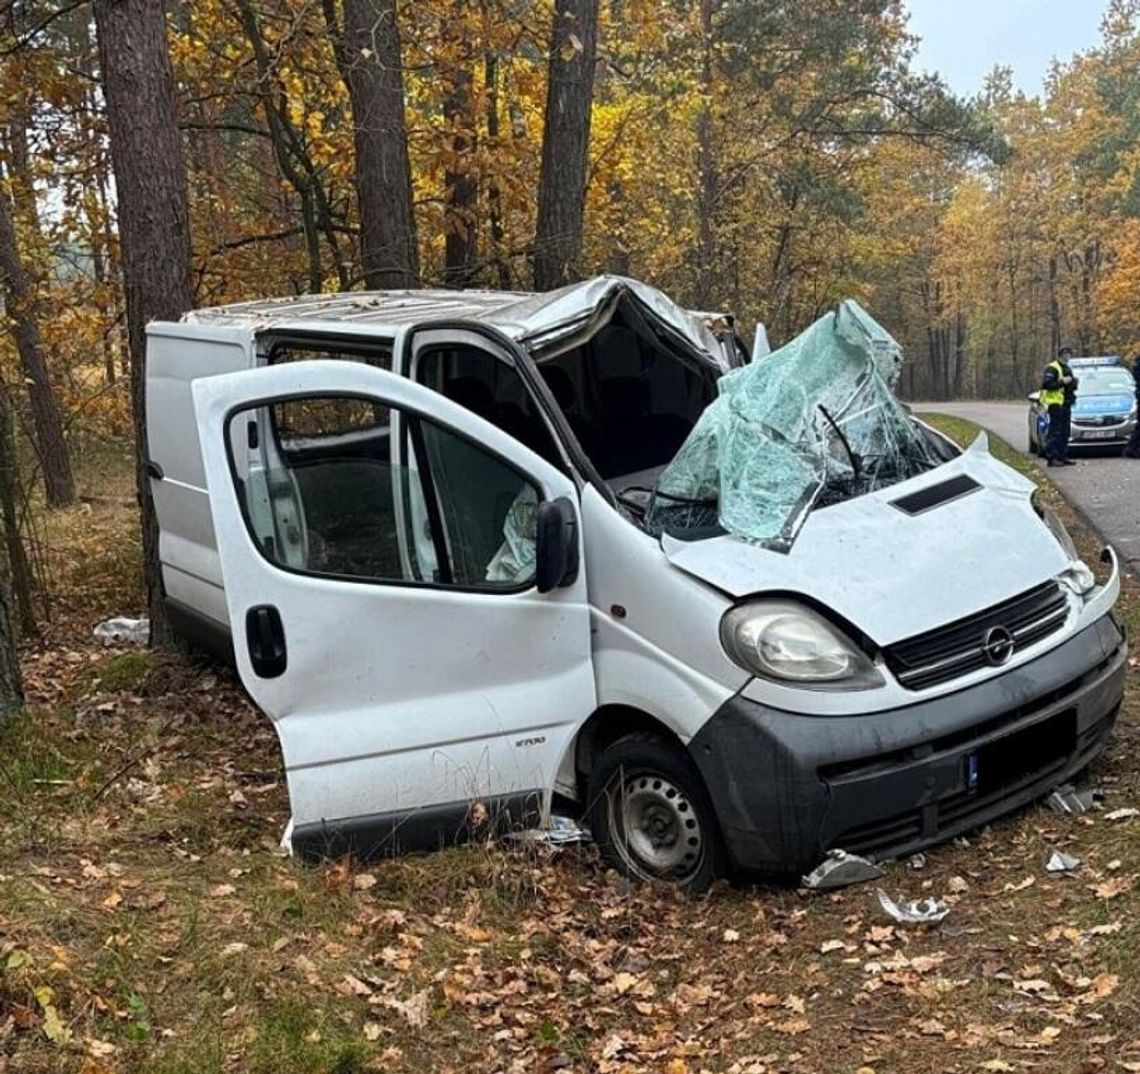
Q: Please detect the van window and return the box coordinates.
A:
[227,394,539,590]
[268,339,395,370]
[414,345,562,466]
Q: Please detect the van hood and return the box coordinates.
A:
[661,436,1073,647]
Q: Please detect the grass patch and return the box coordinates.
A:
[87,651,152,693]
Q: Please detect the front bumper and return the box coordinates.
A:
[1070,416,1136,446]
[690,614,1126,876]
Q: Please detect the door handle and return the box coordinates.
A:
[245,605,287,678]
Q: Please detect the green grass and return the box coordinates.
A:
[922,412,1033,473]
[87,651,152,693]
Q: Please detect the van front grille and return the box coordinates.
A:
[884,581,1069,691]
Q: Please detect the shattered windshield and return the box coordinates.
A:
[647,300,940,551]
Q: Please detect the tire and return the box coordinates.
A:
[586,731,726,892]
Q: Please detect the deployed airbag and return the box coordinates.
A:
[652,300,938,549]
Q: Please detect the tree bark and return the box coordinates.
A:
[442,4,477,286]
[0,380,24,707]
[238,0,327,293]
[94,0,195,648]
[533,0,599,291]
[0,382,36,638]
[0,174,75,508]
[694,0,717,308]
[484,49,512,289]
[325,0,420,289]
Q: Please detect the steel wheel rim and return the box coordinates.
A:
[605,769,704,883]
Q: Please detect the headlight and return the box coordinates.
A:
[720,601,883,689]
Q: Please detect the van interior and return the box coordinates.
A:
[414,308,719,491]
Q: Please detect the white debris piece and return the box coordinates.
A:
[801,849,885,890]
[1046,850,1081,872]
[876,888,950,925]
[93,617,149,645]
[1104,808,1139,821]
[1046,784,1100,814]
[511,815,590,847]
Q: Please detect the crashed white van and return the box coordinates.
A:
[146,277,1126,889]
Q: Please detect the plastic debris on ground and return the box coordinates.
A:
[801,848,884,890]
[876,888,950,925]
[651,299,940,549]
[1104,807,1139,821]
[1046,850,1082,872]
[907,853,927,871]
[1046,783,1101,814]
[510,815,590,847]
[93,617,149,646]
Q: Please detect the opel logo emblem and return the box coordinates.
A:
[982,626,1015,666]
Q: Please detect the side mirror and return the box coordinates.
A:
[1027,391,1040,403]
[535,496,580,593]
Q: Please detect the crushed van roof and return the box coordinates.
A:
[182,275,725,361]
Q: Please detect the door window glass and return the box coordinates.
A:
[226,394,539,590]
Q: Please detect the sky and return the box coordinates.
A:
[905,0,1107,99]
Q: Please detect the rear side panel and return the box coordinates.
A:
[146,322,255,643]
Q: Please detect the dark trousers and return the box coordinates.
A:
[1045,404,1071,461]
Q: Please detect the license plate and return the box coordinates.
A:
[1081,428,1117,440]
[968,710,1076,796]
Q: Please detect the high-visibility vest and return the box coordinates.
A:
[1041,361,1066,407]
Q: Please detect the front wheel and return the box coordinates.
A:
[586,732,726,892]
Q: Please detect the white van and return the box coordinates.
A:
[146,277,1126,889]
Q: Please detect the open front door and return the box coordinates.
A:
[192,359,595,860]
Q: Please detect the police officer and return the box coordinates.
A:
[1124,348,1140,458]
[1041,345,1078,467]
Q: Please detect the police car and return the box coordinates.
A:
[1028,356,1137,454]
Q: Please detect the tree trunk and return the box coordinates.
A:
[0,382,24,708]
[94,0,195,648]
[325,0,420,289]
[0,384,36,638]
[0,175,75,508]
[442,4,477,286]
[238,0,326,293]
[694,0,716,308]
[484,49,512,289]
[952,307,967,397]
[533,0,599,290]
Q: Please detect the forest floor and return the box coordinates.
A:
[3,421,1140,1074]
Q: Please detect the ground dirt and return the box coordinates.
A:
[2,422,1140,1074]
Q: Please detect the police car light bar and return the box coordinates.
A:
[1069,355,1122,368]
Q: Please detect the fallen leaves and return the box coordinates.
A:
[378,990,430,1030]
[772,1017,811,1036]
[1103,807,1139,821]
[1091,876,1132,900]
[6,533,1140,1074]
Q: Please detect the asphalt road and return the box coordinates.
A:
[918,401,1140,576]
